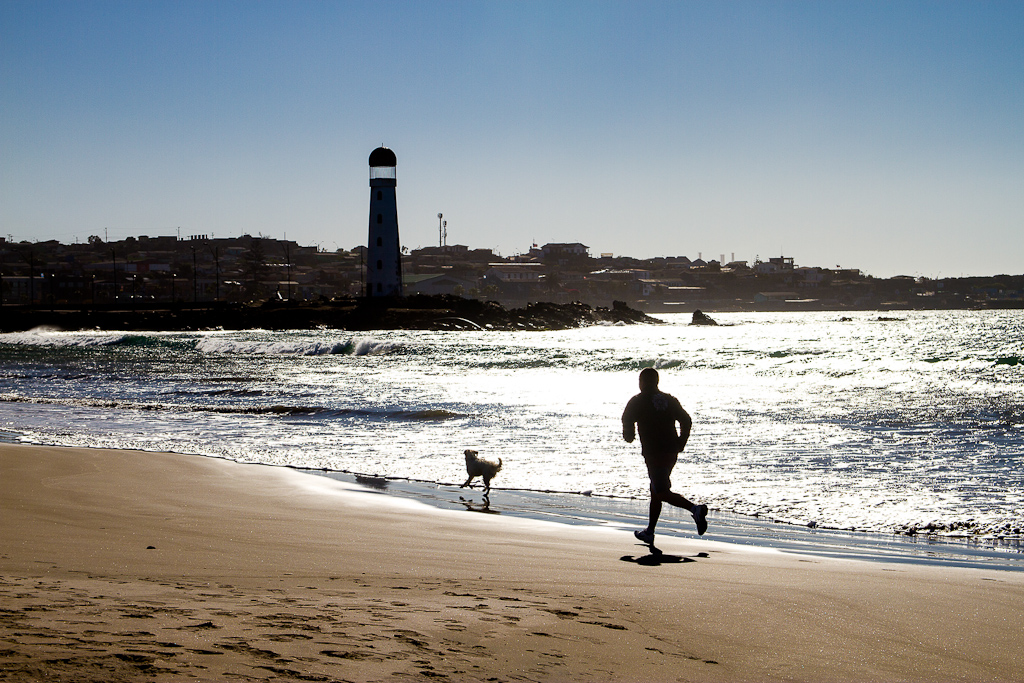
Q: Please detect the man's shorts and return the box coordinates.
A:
[645,453,679,496]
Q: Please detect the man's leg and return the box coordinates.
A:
[642,457,709,537]
[660,489,694,512]
[652,489,708,536]
[637,460,673,541]
[647,498,662,532]
[652,456,692,513]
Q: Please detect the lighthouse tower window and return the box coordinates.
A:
[377,214,382,224]
[377,237,382,247]
[377,191,382,200]
[376,260,383,270]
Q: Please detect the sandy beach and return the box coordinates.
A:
[2,443,1023,682]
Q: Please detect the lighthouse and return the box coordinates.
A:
[366,146,403,297]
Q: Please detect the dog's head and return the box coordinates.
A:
[464,449,478,462]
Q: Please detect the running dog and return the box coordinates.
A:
[461,449,503,495]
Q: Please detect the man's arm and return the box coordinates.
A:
[673,397,692,451]
[622,399,636,443]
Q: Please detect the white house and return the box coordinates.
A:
[485,263,543,282]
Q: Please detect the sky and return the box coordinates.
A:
[2,1,1022,278]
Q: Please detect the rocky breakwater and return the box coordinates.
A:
[259,296,663,331]
[0,297,663,332]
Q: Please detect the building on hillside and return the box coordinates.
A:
[588,268,652,281]
[404,273,479,296]
[754,291,800,303]
[796,267,826,287]
[755,256,795,275]
[484,263,543,282]
[541,243,590,264]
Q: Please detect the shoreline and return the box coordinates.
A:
[3,443,1024,682]
[302,468,1024,573]
[6,428,1022,571]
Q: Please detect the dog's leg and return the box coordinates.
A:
[461,476,475,489]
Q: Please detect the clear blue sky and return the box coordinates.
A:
[2,0,1021,277]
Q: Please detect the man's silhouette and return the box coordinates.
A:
[622,368,708,543]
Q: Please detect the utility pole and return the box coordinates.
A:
[284,242,291,300]
[438,213,443,248]
[210,245,220,302]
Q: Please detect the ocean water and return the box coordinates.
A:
[1,310,1022,546]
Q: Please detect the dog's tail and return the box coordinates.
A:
[497,458,503,471]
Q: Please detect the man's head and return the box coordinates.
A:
[639,367,659,392]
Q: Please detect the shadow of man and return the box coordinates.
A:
[620,547,710,567]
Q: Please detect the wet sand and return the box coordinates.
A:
[2,443,1023,682]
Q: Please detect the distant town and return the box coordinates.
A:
[1,233,1022,312]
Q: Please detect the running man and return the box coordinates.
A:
[622,368,708,543]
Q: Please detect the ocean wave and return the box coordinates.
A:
[468,356,685,372]
[0,393,461,420]
[0,330,130,348]
[767,349,827,358]
[194,337,399,356]
[0,371,96,382]
[169,387,269,397]
[0,329,196,351]
[397,409,463,420]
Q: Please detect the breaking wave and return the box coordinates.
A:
[0,393,461,420]
[0,330,132,348]
[194,337,399,356]
[0,330,400,357]
[0,330,191,351]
